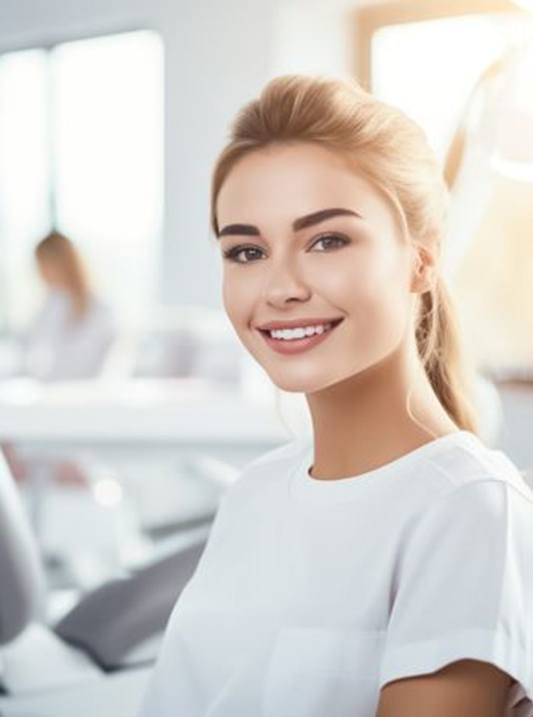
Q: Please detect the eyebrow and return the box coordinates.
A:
[216,207,363,238]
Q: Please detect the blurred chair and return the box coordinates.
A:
[0,449,208,702]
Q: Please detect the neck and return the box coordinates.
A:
[304,341,459,480]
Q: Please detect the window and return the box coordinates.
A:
[0,30,164,331]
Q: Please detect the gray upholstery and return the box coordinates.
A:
[54,537,207,670]
[0,445,209,673]
[0,451,47,645]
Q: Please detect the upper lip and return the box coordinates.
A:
[256,317,344,331]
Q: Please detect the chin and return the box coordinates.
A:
[267,369,344,395]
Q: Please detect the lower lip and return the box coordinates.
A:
[257,321,343,355]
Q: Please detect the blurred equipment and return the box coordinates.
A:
[443,28,533,188]
[101,305,246,385]
[472,44,533,181]
[442,38,533,381]
[0,450,208,716]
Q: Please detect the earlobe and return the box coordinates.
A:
[410,245,435,294]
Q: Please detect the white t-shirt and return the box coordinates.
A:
[138,430,533,717]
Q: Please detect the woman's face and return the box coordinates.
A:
[37,256,63,288]
[216,141,420,394]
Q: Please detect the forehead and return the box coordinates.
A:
[216,142,394,229]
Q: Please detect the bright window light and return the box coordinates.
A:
[0,30,164,331]
[52,31,164,327]
[512,0,533,10]
[371,13,533,165]
[0,50,51,329]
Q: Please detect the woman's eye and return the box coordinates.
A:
[222,234,349,264]
[222,246,264,264]
[311,233,349,251]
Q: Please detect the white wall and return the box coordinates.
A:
[0,0,370,309]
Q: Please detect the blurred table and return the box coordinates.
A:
[0,377,290,455]
[0,377,294,573]
[0,375,294,505]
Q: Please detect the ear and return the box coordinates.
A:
[409,243,437,294]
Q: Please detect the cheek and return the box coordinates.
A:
[314,246,405,308]
[358,253,412,344]
[222,274,237,325]
[328,248,411,341]
[222,271,254,334]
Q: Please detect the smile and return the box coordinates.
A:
[257,318,344,355]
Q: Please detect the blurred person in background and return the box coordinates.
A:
[22,230,116,381]
[3,231,117,485]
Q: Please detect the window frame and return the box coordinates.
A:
[351,0,522,91]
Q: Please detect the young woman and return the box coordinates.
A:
[138,75,533,717]
[2,231,117,485]
[22,230,116,381]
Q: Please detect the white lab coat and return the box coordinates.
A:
[22,289,116,381]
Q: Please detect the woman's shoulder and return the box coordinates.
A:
[81,294,117,330]
[86,293,114,317]
[222,435,309,503]
[424,431,533,507]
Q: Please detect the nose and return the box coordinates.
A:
[262,257,311,308]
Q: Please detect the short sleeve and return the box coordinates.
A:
[379,479,533,710]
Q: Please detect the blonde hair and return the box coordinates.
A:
[35,231,92,319]
[209,74,479,435]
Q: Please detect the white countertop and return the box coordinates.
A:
[0,377,289,445]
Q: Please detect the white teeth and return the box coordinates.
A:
[268,322,332,340]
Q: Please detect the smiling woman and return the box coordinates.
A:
[138,75,533,717]
[212,136,460,426]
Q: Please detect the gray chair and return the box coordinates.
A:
[0,449,47,646]
[0,450,208,702]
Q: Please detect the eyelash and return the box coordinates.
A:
[222,233,350,264]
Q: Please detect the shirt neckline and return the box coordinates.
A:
[289,430,482,503]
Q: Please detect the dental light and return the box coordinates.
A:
[473,42,533,182]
